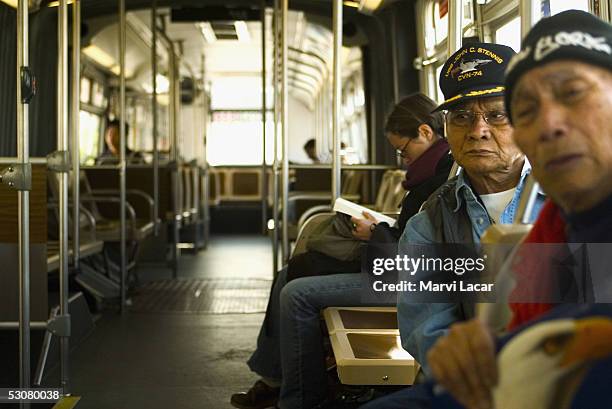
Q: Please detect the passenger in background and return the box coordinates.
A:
[97,119,144,164]
[361,42,545,408]
[422,11,612,409]
[231,93,453,409]
[303,138,320,163]
[301,138,349,164]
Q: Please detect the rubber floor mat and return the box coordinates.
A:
[129,278,272,314]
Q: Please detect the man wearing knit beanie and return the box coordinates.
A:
[421,10,612,409]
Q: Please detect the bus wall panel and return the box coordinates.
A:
[0,164,47,244]
[0,243,48,321]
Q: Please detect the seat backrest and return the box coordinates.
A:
[232,170,260,197]
[292,212,335,258]
[182,165,192,215]
[342,170,364,196]
[78,170,106,222]
[374,171,394,211]
[381,170,406,213]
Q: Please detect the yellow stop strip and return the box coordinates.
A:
[52,396,81,409]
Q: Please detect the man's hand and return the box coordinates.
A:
[428,319,498,409]
[350,211,377,241]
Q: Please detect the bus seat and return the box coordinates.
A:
[77,171,155,242]
[294,169,401,234]
[207,169,221,206]
[291,212,335,258]
[372,170,394,211]
[322,307,419,386]
[286,169,365,241]
[46,185,104,273]
[231,169,261,199]
[181,164,193,222]
[380,170,406,214]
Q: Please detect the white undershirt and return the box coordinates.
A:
[479,188,516,224]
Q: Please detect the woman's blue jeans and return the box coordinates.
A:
[247,268,365,409]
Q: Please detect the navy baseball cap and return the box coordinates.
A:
[434,42,517,112]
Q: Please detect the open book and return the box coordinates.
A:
[333,198,398,227]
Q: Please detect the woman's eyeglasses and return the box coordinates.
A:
[395,139,413,158]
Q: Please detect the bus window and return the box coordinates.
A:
[207,111,274,166]
[547,0,590,16]
[433,0,449,46]
[80,76,91,104]
[427,0,474,50]
[91,80,106,108]
[435,63,444,103]
[495,16,521,52]
[79,110,101,165]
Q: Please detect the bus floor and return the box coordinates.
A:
[45,234,274,409]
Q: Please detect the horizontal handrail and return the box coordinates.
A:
[0,157,47,164]
[90,189,156,223]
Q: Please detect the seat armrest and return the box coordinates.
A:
[79,196,138,231]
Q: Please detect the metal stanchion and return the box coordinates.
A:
[119,0,127,312]
[152,0,160,236]
[519,0,541,40]
[331,0,342,201]
[261,1,268,234]
[272,0,280,275]
[448,0,463,57]
[280,0,289,262]
[71,0,81,269]
[57,0,71,393]
[16,0,32,397]
[171,43,181,277]
[201,55,210,248]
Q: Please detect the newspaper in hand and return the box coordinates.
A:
[333,198,397,227]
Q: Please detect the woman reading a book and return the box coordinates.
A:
[231,93,453,409]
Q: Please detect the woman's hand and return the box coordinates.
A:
[350,211,377,241]
[428,319,498,409]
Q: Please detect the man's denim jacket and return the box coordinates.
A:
[397,161,545,376]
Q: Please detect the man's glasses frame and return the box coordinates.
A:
[446,109,510,127]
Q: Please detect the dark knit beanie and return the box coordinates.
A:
[505,10,612,123]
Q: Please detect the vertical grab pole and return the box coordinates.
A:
[16,0,31,396]
[260,1,268,234]
[447,0,463,57]
[151,0,160,236]
[280,0,289,262]
[166,39,179,277]
[331,0,342,201]
[58,0,71,393]
[119,0,127,312]
[71,0,81,269]
[171,45,180,277]
[201,55,210,248]
[272,0,280,275]
[519,0,540,40]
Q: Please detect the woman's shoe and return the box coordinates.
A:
[230,380,280,409]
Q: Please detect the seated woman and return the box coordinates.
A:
[231,92,453,409]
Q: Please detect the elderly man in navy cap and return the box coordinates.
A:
[363,10,612,409]
[359,40,546,409]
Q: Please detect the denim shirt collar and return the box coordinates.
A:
[452,159,532,213]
